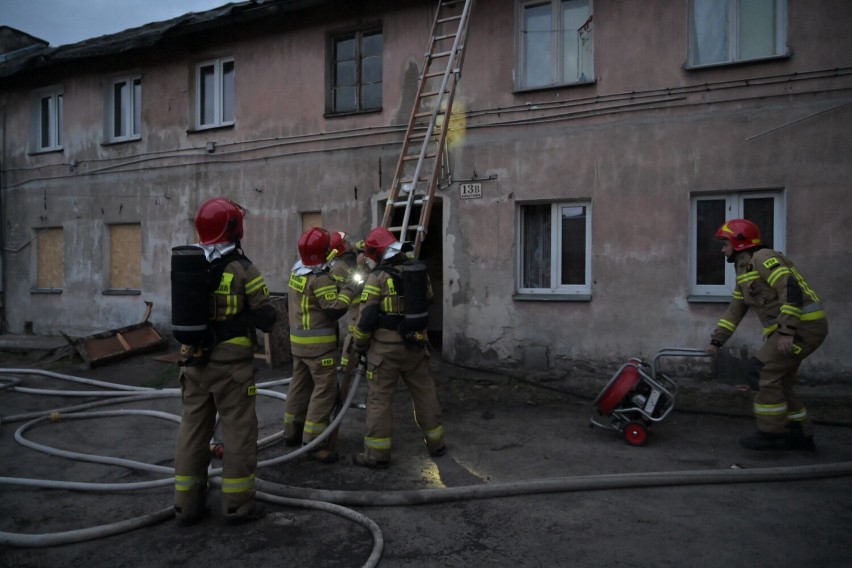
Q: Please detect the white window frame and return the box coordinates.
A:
[33,86,63,152]
[688,0,788,68]
[689,191,785,298]
[108,75,141,142]
[515,0,595,91]
[517,201,592,296]
[195,57,235,129]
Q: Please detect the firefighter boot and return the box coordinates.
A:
[224,502,267,526]
[352,452,390,470]
[739,430,787,450]
[786,422,817,451]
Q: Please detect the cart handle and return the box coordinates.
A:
[652,347,713,379]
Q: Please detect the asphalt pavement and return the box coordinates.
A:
[1,339,851,567]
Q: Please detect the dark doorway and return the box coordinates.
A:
[380,199,444,352]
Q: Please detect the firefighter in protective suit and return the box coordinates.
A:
[351,227,446,469]
[705,219,828,451]
[326,231,368,369]
[173,197,276,526]
[284,228,354,463]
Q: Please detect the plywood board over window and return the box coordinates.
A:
[301,211,323,232]
[37,227,64,289]
[109,223,141,290]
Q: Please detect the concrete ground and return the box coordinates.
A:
[1,339,851,568]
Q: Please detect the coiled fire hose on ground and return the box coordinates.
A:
[2,367,852,568]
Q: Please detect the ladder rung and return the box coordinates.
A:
[402,153,437,162]
[390,198,428,208]
[437,16,462,24]
[389,225,425,233]
[400,176,430,184]
[424,71,445,79]
[415,109,445,118]
[433,33,458,42]
[430,50,453,59]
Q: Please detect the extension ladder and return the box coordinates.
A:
[381,0,474,258]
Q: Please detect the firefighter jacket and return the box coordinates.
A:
[209,254,276,348]
[353,256,433,351]
[711,247,827,346]
[288,265,354,358]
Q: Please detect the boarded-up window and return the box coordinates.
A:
[37,227,64,289]
[109,223,141,289]
[301,212,323,232]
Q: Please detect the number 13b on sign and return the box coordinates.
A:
[460,182,482,200]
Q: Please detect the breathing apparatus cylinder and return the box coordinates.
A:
[400,259,429,334]
[170,246,213,346]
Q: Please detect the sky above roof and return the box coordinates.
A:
[1,0,230,47]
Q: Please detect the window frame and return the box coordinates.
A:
[194,57,235,130]
[688,190,785,300]
[327,27,384,115]
[32,86,64,152]
[687,0,789,69]
[107,75,142,143]
[516,200,593,298]
[515,0,595,92]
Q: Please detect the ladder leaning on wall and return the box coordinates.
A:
[381,0,475,258]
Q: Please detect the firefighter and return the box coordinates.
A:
[284,227,354,463]
[704,219,828,451]
[173,197,277,526]
[326,231,368,369]
[351,227,446,468]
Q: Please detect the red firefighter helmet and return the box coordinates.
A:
[195,198,246,245]
[715,219,762,251]
[363,227,399,264]
[328,231,348,260]
[298,227,331,266]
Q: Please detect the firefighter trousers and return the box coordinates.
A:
[284,352,339,448]
[174,343,258,519]
[361,340,445,463]
[751,319,828,436]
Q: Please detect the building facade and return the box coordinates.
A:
[1,0,850,378]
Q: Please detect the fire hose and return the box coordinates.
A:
[2,366,852,567]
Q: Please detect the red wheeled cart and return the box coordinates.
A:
[589,348,710,446]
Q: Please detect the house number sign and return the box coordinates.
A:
[459,182,482,200]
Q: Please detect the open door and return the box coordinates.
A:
[379,198,444,352]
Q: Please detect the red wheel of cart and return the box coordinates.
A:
[623,421,648,446]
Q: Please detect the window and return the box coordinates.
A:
[516,0,594,90]
[689,191,785,298]
[33,86,63,151]
[518,202,592,296]
[35,227,64,290]
[195,58,235,129]
[688,0,788,67]
[330,29,383,113]
[108,224,141,291]
[108,76,141,142]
